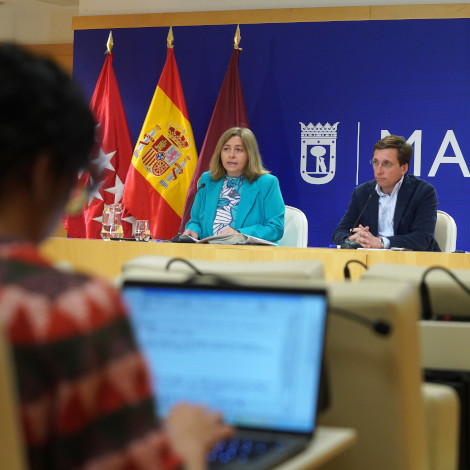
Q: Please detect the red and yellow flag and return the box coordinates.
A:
[123,28,197,239]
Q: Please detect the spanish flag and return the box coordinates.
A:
[123,27,197,239]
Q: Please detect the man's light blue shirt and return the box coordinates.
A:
[375,175,405,248]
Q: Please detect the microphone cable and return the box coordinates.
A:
[165,257,203,275]
[343,259,368,280]
[165,257,241,287]
[339,191,376,249]
[349,191,375,233]
[420,265,470,320]
[329,305,392,337]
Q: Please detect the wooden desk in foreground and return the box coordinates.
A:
[39,238,470,282]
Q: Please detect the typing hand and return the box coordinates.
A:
[165,403,234,470]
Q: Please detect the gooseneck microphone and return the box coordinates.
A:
[329,305,392,336]
[420,266,470,320]
[172,183,205,243]
[341,191,375,249]
[343,259,368,280]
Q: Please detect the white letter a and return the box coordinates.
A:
[428,130,470,177]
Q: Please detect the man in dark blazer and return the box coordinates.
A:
[332,135,440,251]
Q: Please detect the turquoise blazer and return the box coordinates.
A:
[185,171,285,242]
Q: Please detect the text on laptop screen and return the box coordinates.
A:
[122,283,327,433]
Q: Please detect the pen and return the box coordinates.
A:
[329,244,340,249]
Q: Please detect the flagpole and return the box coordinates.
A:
[180,24,249,229]
[123,24,198,239]
[63,28,135,238]
[234,24,242,50]
[167,26,174,49]
[106,31,113,54]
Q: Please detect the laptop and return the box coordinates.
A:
[122,279,328,470]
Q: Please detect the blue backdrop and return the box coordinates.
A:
[74,19,470,250]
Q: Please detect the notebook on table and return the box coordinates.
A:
[121,279,328,470]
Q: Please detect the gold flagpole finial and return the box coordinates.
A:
[234,24,242,50]
[105,31,114,54]
[167,26,174,49]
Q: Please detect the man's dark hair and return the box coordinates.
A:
[373,135,413,167]
[0,43,96,191]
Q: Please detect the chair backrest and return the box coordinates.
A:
[0,327,27,470]
[278,205,308,247]
[435,210,457,252]
[317,281,429,470]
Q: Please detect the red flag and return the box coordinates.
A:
[63,51,134,238]
[61,166,89,237]
[181,48,249,229]
[123,38,197,240]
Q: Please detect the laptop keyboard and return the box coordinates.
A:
[207,438,285,465]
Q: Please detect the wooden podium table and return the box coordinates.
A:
[366,249,470,271]
[39,238,368,281]
[39,237,470,282]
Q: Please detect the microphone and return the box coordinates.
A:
[341,191,375,249]
[329,305,392,336]
[419,266,470,320]
[420,281,432,320]
[343,259,368,280]
[172,183,205,243]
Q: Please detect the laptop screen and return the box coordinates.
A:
[122,281,327,434]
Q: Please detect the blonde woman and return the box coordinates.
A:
[184,127,285,242]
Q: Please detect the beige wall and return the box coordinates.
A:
[0,4,77,44]
[78,0,470,15]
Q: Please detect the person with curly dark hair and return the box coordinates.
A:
[0,43,232,470]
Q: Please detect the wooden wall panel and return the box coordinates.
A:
[72,4,470,30]
[72,7,370,29]
[371,3,470,20]
[24,43,73,74]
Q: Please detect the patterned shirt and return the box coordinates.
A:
[0,240,178,470]
[213,175,245,235]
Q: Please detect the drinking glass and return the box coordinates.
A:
[101,203,123,240]
[134,220,151,241]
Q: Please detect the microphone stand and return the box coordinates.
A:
[172,183,205,243]
[341,191,375,249]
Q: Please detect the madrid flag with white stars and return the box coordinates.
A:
[63,51,135,238]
